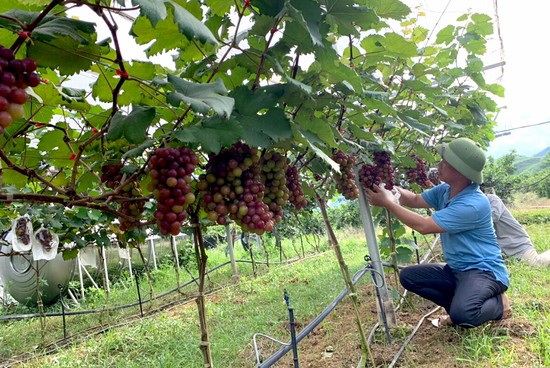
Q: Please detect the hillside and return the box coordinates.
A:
[514,146,550,174]
[534,146,550,158]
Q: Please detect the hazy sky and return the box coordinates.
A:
[406,0,550,158]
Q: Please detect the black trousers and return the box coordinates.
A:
[399,263,508,327]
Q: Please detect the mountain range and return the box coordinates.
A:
[513,146,550,174]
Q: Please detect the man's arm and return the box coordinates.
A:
[396,187,432,209]
[366,185,444,235]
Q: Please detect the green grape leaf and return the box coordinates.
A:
[0,10,96,43]
[36,130,73,167]
[435,25,455,45]
[382,32,419,57]
[324,1,379,35]
[307,141,339,173]
[397,112,431,135]
[123,139,156,159]
[107,105,156,144]
[166,75,234,118]
[27,36,100,75]
[287,0,323,46]
[173,117,243,153]
[295,115,337,148]
[0,0,45,12]
[240,108,292,143]
[253,0,285,17]
[76,171,98,193]
[132,0,217,45]
[364,0,410,20]
[1,169,28,187]
[204,0,232,16]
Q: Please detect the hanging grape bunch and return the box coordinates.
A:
[101,163,147,232]
[197,142,274,235]
[405,156,432,189]
[100,163,124,189]
[285,165,307,210]
[0,45,40,134]
[373,151,395,190]
[197,142,261,226]
[358,164,381,191]
[260,151,289,224]
[331,150,359,200]
[148,147,198,235]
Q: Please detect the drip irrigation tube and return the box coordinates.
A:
[387,306,441,368]
[257,265,371,367]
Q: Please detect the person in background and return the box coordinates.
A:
[485,190,550,267]
[366,137,510,328]
[432,170,549,267]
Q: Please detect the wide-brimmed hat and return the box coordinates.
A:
[435,138,486,184]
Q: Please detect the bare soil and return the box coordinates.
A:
[262,274,537,368]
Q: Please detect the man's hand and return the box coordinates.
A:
[365,184,395,208]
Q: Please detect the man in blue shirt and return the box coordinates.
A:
[366,137,511,327]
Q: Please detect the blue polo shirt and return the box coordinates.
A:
[421,183,509,287]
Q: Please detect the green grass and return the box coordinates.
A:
[1,221,549,367]
[16,235,368,367]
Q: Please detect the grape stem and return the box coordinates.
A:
[10,0,63,52]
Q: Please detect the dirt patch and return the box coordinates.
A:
[261,280,537,368]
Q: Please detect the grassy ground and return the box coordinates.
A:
[1,216,549,367]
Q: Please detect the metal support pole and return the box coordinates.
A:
[77,257,85,301]
[127,247,133,280]
[225,223,238,278]
[284,290,299,368]
[101,246,110,293]
[170,235,180,273]
[148,237,158,270]
[366,257,391,344]
[353,166,397,327]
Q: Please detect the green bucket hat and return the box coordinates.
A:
[435,137,486,184]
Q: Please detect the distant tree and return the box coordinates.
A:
[327,198,361,230]
[518,153,550,198]
[484,151,520,203]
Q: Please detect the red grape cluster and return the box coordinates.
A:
[148,147,198,235]
[332,150,359,200]
[198,142,275,235]
[118,182,147,231]
[0,46,40,134]
[260,151,289,224]
[405,156,432,189]
[285,165,307,209]
[101,163,147,231]
[100,163,124,189]
[358,164,381,190]
[373,151,395,190]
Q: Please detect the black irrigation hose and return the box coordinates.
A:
[257,265,371,367]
